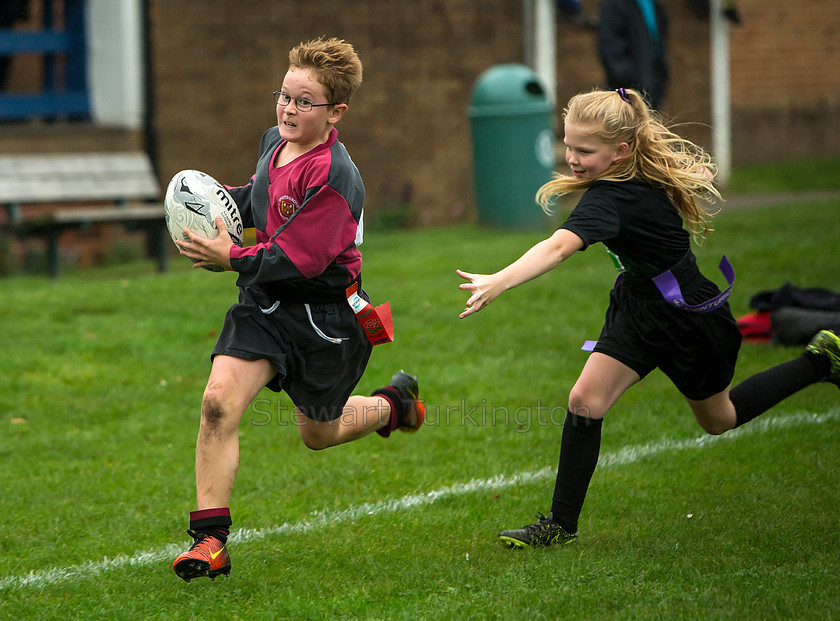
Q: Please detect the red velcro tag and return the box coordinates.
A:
[346,283,394,345]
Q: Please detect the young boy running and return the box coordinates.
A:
[171,37,424,582]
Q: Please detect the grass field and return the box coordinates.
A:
[1,178,839,618]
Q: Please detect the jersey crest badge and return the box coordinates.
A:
[277,195,299,221]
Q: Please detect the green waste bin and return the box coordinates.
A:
[468,64,556,229]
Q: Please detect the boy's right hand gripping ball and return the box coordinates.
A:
[163,169,244,271]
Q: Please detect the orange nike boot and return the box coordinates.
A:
[172,530,231,582]
[373,371,425,437]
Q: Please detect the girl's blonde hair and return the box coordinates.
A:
[537,88,721,240]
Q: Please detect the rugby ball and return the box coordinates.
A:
[163,169,244,271]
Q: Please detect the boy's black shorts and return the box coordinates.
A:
[593,259,742,401]
[212,295,373,422]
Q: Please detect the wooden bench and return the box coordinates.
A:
[0,152,167,277]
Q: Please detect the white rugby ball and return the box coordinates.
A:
[163,169,244,271]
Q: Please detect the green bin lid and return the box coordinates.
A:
[468,64,553,117]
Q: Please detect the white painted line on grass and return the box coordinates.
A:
[1,409,837,591]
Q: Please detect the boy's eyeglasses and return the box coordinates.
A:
[273,91,337,112]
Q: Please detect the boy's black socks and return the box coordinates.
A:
[196,528,229,543]
[189,508,232,543]
[372,386,404,437]
[731,353,825,428]
[550,411,603,534]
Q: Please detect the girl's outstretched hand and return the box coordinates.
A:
[457,230,581,319]
[457,269,502,318]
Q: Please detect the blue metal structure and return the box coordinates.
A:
[0,0,89,120]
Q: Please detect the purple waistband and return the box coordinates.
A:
[652,255,735,313]
[581,255,735,352]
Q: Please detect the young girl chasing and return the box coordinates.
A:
[457,87,840,548]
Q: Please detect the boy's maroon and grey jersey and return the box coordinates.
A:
[226,126,364,303]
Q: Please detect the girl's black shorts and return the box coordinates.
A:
[212,295,373,422]
[593,258,742,401]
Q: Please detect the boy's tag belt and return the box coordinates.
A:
[346,283,394,346]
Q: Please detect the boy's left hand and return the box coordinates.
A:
[175,217,234,271]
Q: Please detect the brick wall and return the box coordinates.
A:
[729,0,840,105]
[148,0,525,226]
[148,0,840,226]
[728,0,840,163]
